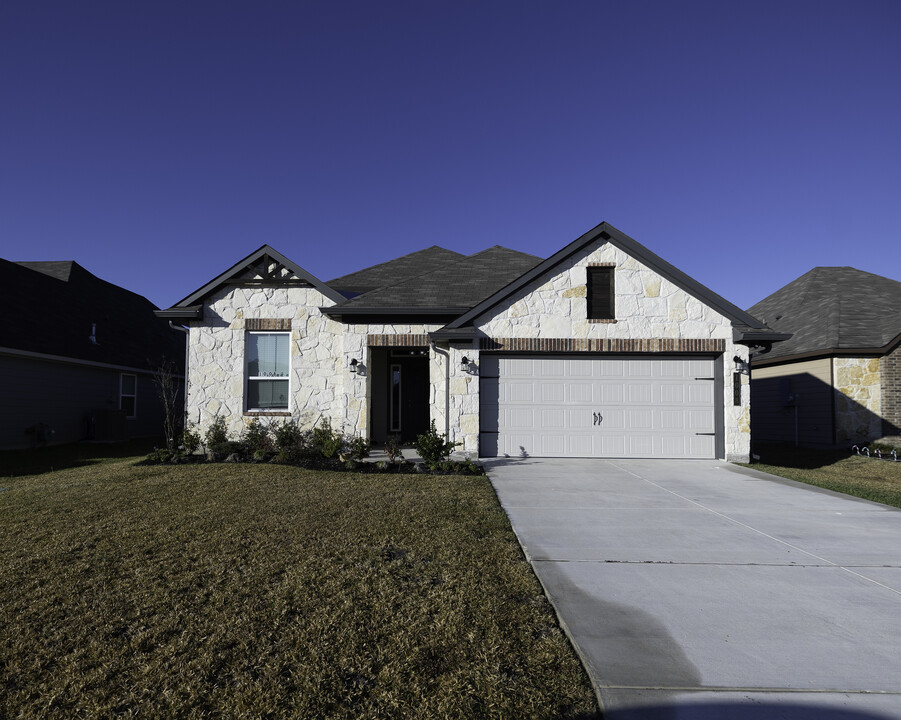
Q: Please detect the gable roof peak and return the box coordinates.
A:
[445,221,768,333]
[167,244,345,310]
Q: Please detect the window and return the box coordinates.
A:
[120,373,137,418]
[246,332,290,410]
[587,266,615,320]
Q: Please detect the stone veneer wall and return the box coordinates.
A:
[450,239,751,461]
[880,343,901,438]
[187,285,347,440]
[833,357,882,445]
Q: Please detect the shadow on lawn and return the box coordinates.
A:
[0,438,161,477]
[751,443,848,470]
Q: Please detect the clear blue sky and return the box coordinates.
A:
[2,1,898,312]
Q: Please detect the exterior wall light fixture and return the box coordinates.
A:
[733,355,749,375]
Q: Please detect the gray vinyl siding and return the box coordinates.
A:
[0,354,170,449]
[750,358,834,447]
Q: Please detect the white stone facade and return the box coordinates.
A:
[833,357,882,445]
[443,239,750,461]
[185,237,751,462]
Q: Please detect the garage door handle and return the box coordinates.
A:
[695,432,715,436]
[593,412,603,425]
[694,377,715,380]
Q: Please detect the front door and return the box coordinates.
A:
[387,351,430,442]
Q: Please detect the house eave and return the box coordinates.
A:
[320,306,470,317]
[155,306,203,322]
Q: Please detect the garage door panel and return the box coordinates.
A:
[541,408,565,428]
[629,435,654,456]
[628,409,653,430]
[566,382,595,404]
[688,384,714,404]
[628,383,653,403]
[540,434,566,455]
[598,384,624,403]
[541,383,565,403]
[484,355,718,459]
[569,434,594,455]
[659,409,685,429]
[598,408,625,429]
[566,408,593,429]
[659,384,686,403]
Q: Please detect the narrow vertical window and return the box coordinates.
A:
[587,266,615,320]
[120,373,137,418]
[246,332,290,410]
[389,364,402,433]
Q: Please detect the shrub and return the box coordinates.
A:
[181,424,201,455]
[345,435,371,461]
[414,421,461,470]
[204,416,229,449]
[273,419,303,450]
[242,418,273,456]
[384,435,404,463]
[312,419,344,459]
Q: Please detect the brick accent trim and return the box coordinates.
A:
[882,345,901,436]
[367,334,430,347]
[243,411,291,417]
[587,319,618,324]
[479,338,725,353]
[246,318,292,331]
[587,262,617,267]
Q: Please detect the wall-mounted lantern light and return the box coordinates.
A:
[460,356,470,372]
[349,358,365,376]
[733,355,749,375]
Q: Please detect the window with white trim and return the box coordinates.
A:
[120,373,137,418]
[246,332,290,410]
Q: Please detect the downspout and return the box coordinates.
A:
[169,322,190,429]
[430,341,451,438]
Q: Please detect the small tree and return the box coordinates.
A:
[414,420,461,470]
[152,357,183,452]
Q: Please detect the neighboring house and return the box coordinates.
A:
[0,259,186,449]
[157,222,784,462]
[748,267,901,447]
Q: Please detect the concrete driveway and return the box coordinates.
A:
[485,458,901,719]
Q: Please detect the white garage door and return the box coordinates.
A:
[479,355,718,459]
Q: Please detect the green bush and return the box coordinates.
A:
[312,419,344,459]
[204,416,229,449]
[345,435,371,461]
[384,435,404,463]
[273,419,303,450]
[242,418,273,456]
[414,421,461,470]
[181,425,201,454]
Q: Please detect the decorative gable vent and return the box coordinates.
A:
[230,253,312,287]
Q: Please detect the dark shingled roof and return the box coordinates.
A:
[328,246,466,297]
[1,259,185,372]
[748,267,901,361]
[329,246,543,311]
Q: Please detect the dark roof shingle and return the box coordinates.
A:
[328,246,466,297]
[330,246,543,311]
[748,267,901,360]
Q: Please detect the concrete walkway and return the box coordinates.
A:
[485,458,901,719]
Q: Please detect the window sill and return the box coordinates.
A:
[587,318,617,324]
[244,411,291,417]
